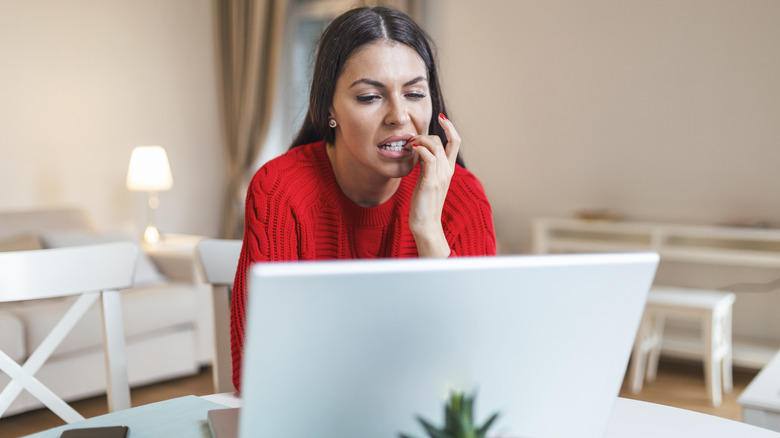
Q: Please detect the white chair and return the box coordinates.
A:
[0,242,137,422]
[629,286,736,407]
[196,238,242,394]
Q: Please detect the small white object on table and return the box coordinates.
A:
[740,350,780,432]
[202,392,242,409]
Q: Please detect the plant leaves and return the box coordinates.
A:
[418,417,453,438]
[476,412,500,437]
[407,391,501,438]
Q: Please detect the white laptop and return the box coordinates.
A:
[237,252,658,438]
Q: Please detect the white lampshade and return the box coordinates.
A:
[126,146,173,191]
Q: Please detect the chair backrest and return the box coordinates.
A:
[0,242,137,423]
[196,238,242,393]
[197,239,242,286]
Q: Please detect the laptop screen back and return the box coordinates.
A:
[239,253,658,438]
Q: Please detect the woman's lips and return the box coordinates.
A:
[377,134,414,149]
[378,140,410,152]
[377,139,414,158]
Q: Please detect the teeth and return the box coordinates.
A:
[379,140,407,151]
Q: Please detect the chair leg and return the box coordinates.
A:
[0,350,84,423]
[722,309,734,394]
[211,285,234,394]
[646,315,664,382]
[630,314,652,393]
[101,290,131,412]
[703,314,722,407]
[630,347,646,393]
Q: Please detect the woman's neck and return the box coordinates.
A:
[326,143,401,207]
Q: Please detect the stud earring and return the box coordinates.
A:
[328,118,338,128]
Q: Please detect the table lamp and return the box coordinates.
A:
[126,146,173,245]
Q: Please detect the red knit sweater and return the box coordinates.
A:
[230,141,496,391]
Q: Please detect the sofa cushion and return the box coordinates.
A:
[0,234,39,364]
[0,233,43,252]
[9,282,198,360]
[0,311,26,362]
[39,232,166,286]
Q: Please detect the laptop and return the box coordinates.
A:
[236,252,658,438]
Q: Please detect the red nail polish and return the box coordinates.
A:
[439,113,447,120]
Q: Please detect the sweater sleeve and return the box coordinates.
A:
[230,166,300,392]
[444,167,497,257]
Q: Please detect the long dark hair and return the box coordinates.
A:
[291,6,462,166]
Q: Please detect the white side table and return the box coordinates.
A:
[629,286,736,407]
[740,349,780,432]
[144,233,214,366]
[145,233,204,255]
[144,233,206,282]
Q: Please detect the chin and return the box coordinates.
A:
[382,159,418,179]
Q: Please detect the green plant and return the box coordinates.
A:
[399,391,500,438]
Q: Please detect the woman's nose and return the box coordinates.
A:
[384,97,410,126]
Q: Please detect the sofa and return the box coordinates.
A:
[0,206,213,417]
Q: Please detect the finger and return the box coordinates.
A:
[413,141,436,172]
[412,136,450,176]
[437,113,461,168]
[410,135,445,158]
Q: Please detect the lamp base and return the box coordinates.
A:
[143,225,162,246]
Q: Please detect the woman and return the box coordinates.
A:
[230,6,496,391]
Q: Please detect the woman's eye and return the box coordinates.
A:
[406,92,427,101]
[357,95,380,103]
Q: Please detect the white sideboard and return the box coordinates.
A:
[532,217,780,368]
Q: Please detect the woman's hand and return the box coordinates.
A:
[409,113,460,258]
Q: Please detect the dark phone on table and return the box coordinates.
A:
[60,426,129,438]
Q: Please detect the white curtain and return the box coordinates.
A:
[216,0,287,239]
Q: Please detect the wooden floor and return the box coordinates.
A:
[0,368,214,438]
[0,359,760,438]
[618,358,758,422]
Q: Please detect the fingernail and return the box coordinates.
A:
[439,113,447,120]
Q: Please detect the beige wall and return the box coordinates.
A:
[3,1,779,249]
[0,0,224,236]
[429,0,780,254]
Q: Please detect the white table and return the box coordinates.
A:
[202,393,780,438]
[606,398,780,437]
[740,350,780,432]
[28,394,780,437]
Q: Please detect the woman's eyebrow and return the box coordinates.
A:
[349,76,428,89]
[403,76,427,87]
[350,78,384,88]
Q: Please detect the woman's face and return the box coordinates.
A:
[329,40,432,180]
